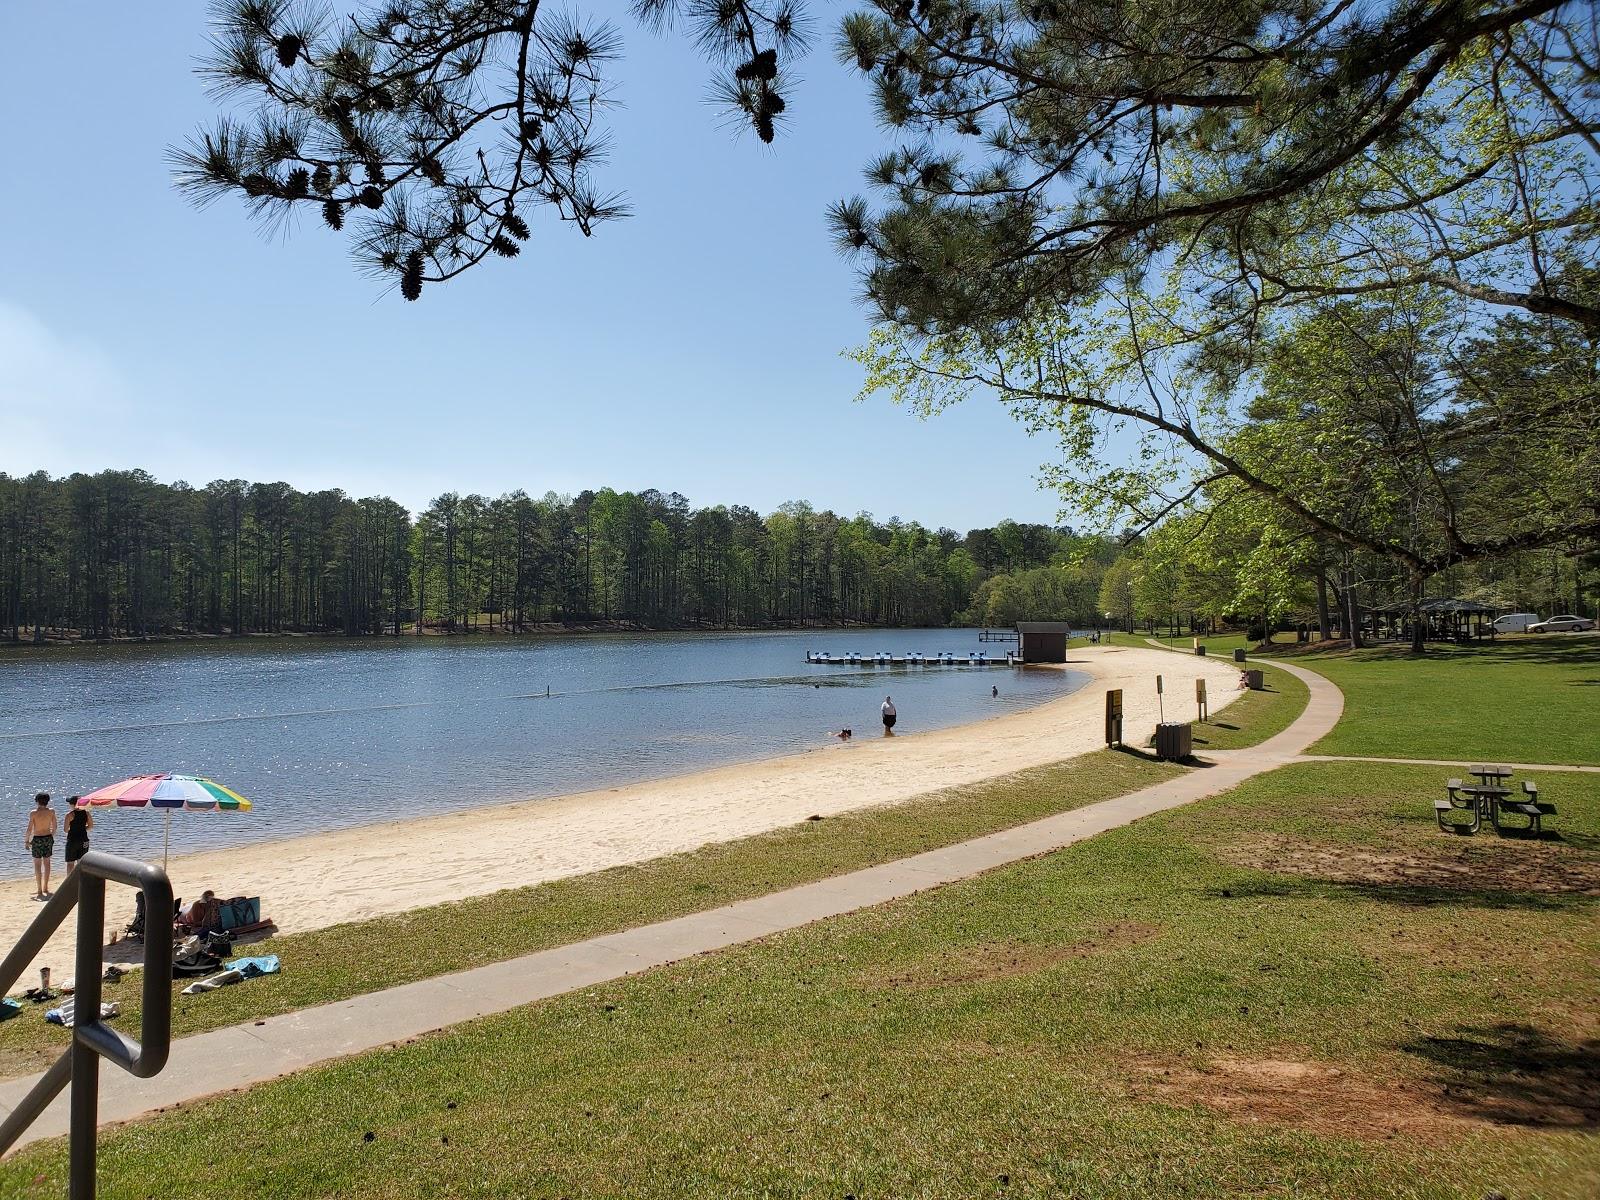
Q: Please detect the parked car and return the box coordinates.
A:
[1491,612,1541,634]
[1527,614,1596,633]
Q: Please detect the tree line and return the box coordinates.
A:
[0,470,1077,642]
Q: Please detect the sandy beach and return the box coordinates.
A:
[0,646,1239,981]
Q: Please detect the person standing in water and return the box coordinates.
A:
[25,793,56,900]
[63,799,92,875]
[881,695,897,733]
[992,684,999,698]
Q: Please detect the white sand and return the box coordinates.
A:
[0,646,1239,982]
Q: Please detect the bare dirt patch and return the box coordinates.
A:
[1135,1056,1483,1141]
[859,921,1160,991]
[1134,1028,1600,1139]
[1218,832,1600,897]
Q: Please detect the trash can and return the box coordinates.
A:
[1155,722,1193,761]
[1233,648,1247,663]
[1245,669,1264,690]
[1194,644,1206,656]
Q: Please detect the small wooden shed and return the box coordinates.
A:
[1015,621,1073,663]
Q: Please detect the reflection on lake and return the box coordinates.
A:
[0,629,1083,870]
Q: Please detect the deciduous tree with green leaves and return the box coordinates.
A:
[835,0,1599,646]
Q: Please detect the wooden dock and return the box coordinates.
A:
[805,652,1018,667]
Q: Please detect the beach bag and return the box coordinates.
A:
[0,998,21,1021]
[219,897,261,931]
[201,931,235,958]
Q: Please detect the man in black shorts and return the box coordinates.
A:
[25,793,56,900]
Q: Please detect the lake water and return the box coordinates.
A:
[0,629,1083,870]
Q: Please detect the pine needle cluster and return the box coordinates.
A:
[828,0,1600,341]
[172,0,808,297]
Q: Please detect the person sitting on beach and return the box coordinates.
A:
[24,793,56,901]
[180,890,223,932]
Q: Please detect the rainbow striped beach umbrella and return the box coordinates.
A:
[78,773,253,868]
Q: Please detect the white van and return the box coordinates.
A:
[1491,612,1540,634]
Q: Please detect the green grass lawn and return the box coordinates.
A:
[0,752,1182,1078]
[1295,636,1599,765]
[1190,662,1309,750]
[8,761,1593,1199]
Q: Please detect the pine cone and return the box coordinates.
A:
[322,200,344,230]
[276,34,303,69]
[504,212,530,240]
[359,186,384,209]
[736,49,779,82]
[401,251,423,301]
[312,165,333,194]
[285,168,311,198]
[489,235,520,258]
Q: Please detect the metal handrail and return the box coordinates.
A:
[0,852,173,1198]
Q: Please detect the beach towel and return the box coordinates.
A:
[0,998,21,1021]
[181,969,243,995]
[182,955,279,995]
[44,1000,119,1026]
[224,955,280,978]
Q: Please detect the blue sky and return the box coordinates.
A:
[0,1,1067,531]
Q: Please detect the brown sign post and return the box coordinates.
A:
[1105,689,1123,747]
[1196,677,1208,722]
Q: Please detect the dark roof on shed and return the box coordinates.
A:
[1015,622,1074,634]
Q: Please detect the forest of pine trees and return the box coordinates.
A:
[0,470,1076,642]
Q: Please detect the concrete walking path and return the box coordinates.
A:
[0,657,1343,1153]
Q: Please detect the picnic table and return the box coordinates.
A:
[1436,768,1555,836]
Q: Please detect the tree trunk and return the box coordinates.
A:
[1314,572,1331,641]
[1409,572,1426,654]
[1342,566,1364,649]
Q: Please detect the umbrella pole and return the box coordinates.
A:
[163,810,171,872]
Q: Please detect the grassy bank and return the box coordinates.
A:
[0,752,1184,1078]
[10,761,1594,1199]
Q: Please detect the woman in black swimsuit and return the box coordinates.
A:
[63,799,92,874]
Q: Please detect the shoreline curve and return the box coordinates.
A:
[0,646,1243,978]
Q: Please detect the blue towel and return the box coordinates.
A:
[223,955,281,978]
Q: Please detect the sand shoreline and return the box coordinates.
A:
[0,647,1241,981]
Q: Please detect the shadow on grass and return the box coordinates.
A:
[1400,1023,1600,1129]
[1112,745,1220,769]
[1342,639,1600,668]
[1201,878,1591,913]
